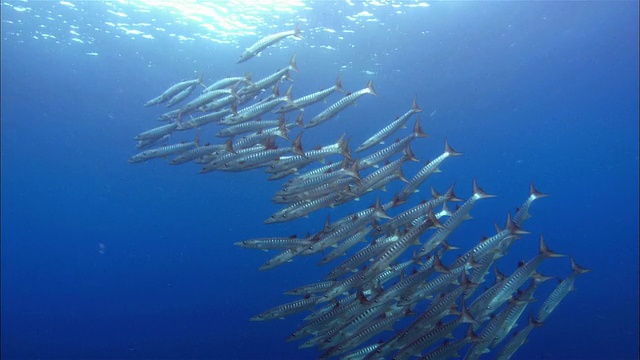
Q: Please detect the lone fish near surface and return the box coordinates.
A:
[238,25,302,64]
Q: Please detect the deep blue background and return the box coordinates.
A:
[2,2,638,359]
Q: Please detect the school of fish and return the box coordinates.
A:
[130,25,589,360]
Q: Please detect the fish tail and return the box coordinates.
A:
[293,24,302,39]
[570,257,591,274]
[411,96,422,112]
[530,181,550,200]
[538,234,565,258]
[366,80,377,96]
[412,117,429,138]
[335,74,344,92]
[472,178,497,199]
[444,139,463,156]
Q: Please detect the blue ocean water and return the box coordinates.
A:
[1,1,638,359]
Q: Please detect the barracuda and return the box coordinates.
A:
[483,235,564,316]
[134,122,178,141]
[416,179,496,258]
[178,88,234,115]
[304,80,377,129]
[128,132,200,163]
[166,83,196,108]
[513,181,550,227]
[136,133,171,149]
[378,185,459,235]
[144,74,204,107]
[491,277,546,348]
[345,149,416,200]
[278,160,361,196]
[238,55,298,96]
[390,301,478,360]
[276,75,344,113]
[216,114,285,138]
[358,118,427,170]
[234,235,313,251]
[222,85,294,125]
[199,143,268,174]
[394,140,463,204]
[250,295,317,321]
[495,314,543,360]
[319,226,371,265]
[169,143,226,165]
[201,73,251,94]
[285,280,336,296]
[356,96,422,152]
[238,25,301,64]
[177,108,231,131]
[361,210,443,283]
[217,132,304,172]
[272,177,354,205]
[324,233,398,281]
[265,192,341,224]
[536,257,590,322]
[448,213,530,270]
[266,133,352,174]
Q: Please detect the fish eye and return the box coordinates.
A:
[308,246,314,250]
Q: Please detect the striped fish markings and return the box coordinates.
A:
[276,76,344,114]
[144,74,204,107]
[356,96,422,152]
[128,132,200,163]
[304,80,377,129]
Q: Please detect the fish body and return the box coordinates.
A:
[216,115,284,138]
[129,134,199,163]
[166,84,196,108]
[276,76,344,113]
[358,118,427,170]
[202,73,251,93]
[304,81,377,129]
[536,258,590,322]
[144,75,203,107]
[134,122,178,141]
[484,236,564,317]
[394,140,462,204]
[238,25,302,63]
[356,96,422,152]
[136,133,171,149]
[513,181,549,227]
[169,144,225,165]
[222,86,293,125]
[495,315,543,360]
[250,296,317,321]
[179,88,234,114]
[238,55,297,96]
[177,108,231,131]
